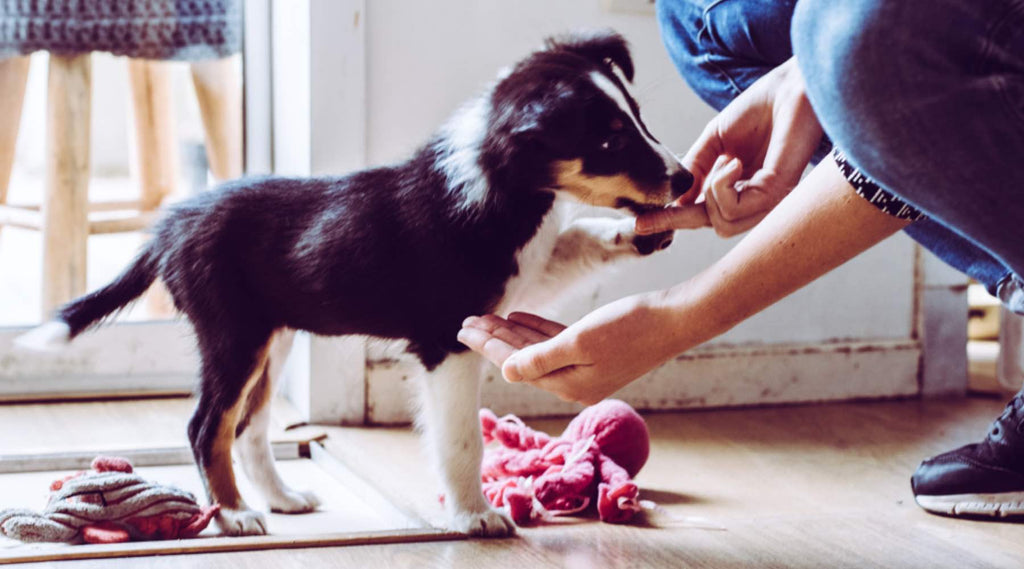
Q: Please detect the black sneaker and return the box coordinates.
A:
[911,391,1024,518]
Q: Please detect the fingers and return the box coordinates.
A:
[459,313,579,382]
[506,312,566,338]
[680,119,724,195]
[635,204,710,234]
[501,331,583,383]
[456,326,520,366]
[465,314,547,345]
[708,156,776,219]
[459,313,600,404]
[704,190,767,237]
[702,156,777,237]
[706,155,743,216]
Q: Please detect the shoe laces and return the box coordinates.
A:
[991,392,1024,438]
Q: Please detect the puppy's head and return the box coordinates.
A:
[482,30,693,212]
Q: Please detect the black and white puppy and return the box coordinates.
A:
[18,30,692,537]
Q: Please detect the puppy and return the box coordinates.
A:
[17,30,692,537]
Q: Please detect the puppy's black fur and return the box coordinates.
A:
[47,30,692,532]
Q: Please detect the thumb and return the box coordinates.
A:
[502,337,579,383]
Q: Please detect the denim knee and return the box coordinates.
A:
[794,0,1024,280]
[657,0,797,111]
[792,0,913,174]
[656,0,725,109]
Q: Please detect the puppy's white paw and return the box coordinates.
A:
[216,508,268,536]
[609,219,673,256]
[630,229,674,255]
[268,489,321,514]
[449,507,516,538]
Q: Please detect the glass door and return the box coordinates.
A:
[0,1,257,400]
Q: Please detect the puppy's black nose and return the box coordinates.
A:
[670,169,694,198]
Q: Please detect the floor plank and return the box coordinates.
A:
[0,396,304,455]
[5,396,1024,568]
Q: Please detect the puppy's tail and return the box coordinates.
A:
[15,245,161,351]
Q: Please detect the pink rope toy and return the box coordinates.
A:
[479,399,650,525]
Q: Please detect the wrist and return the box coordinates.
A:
[651,270,748,355]
[644,285,712,359]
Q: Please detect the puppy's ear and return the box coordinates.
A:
[508,88,584,153]
[483,84,584,177]
[544,29,634,82]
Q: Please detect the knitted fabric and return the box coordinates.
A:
[0,456,218,544]
[0,0,241,61]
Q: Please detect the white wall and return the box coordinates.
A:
[362,0,916,346]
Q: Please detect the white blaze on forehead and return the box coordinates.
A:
[588,70,683,174]
[436,94,492,209]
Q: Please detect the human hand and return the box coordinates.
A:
[457,294,675,405]
[637,57,823,237]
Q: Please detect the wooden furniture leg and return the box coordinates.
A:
[127,59,179,319]
[0,56,31,239]
[42,54,91,317]
[127,59,179,209]
[190,55,243,182]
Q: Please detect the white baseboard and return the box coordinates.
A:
[365,339,922,424]
[0,321,198,400]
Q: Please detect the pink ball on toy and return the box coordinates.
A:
[479,399,650,525]
[562,399,649,477]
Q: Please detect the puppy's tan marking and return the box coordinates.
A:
[236,366,272,438]
[203,343,271,511]
[551,159,671,208]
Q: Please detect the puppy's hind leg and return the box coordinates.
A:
[235,329,321,513]
[188,325,274,536]
[417,351,515,537]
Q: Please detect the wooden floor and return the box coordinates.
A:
[5,395,1024,568]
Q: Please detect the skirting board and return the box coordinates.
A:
[0,321,198,400]
[366,339,922,424]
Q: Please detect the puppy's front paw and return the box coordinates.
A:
[450,507,516,538]
[269,489,321,514]
[631,230,674,255]
[216,508,268,536]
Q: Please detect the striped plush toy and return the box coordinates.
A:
[0,456,218,544]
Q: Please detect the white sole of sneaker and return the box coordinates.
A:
[916,492,1024,517]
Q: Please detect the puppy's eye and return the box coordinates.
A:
[600,134,627,152]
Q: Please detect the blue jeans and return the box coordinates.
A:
[656,0,1022,296]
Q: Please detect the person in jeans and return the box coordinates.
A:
[458,0,1024,519]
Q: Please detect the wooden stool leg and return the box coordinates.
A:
[127,59,179,209]
[190,55,242,182]
[42,53,91,318]
[0,56,31,231]
[127,59,180,319]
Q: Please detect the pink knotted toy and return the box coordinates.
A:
[479,399,649,525]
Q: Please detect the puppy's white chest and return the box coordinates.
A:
[493,208,564,314]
